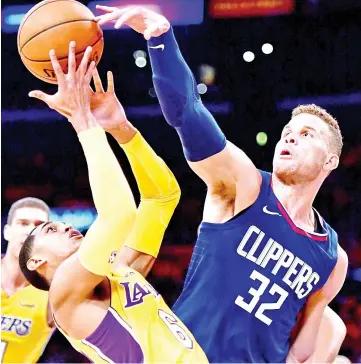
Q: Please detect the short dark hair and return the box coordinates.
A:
[19,234,50,291]
[7,197,50,225]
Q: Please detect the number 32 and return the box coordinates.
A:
[235,270,289,325]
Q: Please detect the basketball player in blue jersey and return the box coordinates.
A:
[20,42,208,363]
[96,7,349,363]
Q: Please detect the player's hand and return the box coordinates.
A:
[90,68,128,134]
[94,6,170,40]
[29,41,97,133]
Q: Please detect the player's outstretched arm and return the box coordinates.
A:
[287,248,348,363]
[29,43,137,308]
[95,6,261,203]
[89,69,181,277]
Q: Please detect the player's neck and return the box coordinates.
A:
[1,254,29,293]
[271,176,320,231]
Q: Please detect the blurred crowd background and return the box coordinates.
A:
[2,0,361,362]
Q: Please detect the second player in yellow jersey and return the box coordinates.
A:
[1,285,53,363]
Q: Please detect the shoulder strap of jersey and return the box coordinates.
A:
[255,170,273,202]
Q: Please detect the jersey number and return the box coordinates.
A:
[1,341,8,362]
[158,309,193,349]
[235,270,289,325]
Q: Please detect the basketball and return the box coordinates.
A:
[17,0,104,84]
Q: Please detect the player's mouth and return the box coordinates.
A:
[69,229,83,239]
[280,149,292,159]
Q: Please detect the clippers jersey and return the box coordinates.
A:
[1,284,53,363]
[55,266,208,363]
[173,170,338,363]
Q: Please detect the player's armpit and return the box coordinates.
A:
[192,141,262,206]
[287,248,348,363]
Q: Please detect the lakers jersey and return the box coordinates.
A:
[1,284,53,363]
[173,170,338,363]
[55,266,208,363]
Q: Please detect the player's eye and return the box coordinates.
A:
[302,131,312,138]
[47,225,57,233]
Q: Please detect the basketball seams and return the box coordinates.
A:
[22,35,103,62]
[20,19,100,54]
[21,36,103,83]
[18,0,94,48]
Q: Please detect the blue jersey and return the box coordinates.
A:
[173,170,338,363]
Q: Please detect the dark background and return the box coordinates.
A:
[2,0,361,362]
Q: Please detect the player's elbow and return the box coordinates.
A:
[155,188,181,211]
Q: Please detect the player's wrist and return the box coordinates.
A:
[110,120,137,144]
[69,111,98,133]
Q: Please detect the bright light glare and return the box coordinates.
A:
[243,51,255,62]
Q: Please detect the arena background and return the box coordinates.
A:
[2,0,361,362]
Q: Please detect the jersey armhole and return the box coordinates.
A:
[225,170,271,223]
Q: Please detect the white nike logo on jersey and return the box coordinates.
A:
[149,44,165,51]
[263,206,281,216]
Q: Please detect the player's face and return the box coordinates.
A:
[273,114,333,184]
[4,208,49,259]
[31,221,83,271]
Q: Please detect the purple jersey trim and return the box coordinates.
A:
[82,307,144,363]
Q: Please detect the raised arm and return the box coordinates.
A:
[95,6,261,204]
[29,43,136,308]
[287,247,348,363]
[90,69,180,277]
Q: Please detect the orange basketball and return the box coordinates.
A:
[17,0,104,84]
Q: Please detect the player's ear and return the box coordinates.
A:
[27,258,46,271]
[3,224,12,242]
[324,153,339,172]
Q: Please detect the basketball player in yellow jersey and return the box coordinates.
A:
[1,197,54,363]
[20,42,208,363]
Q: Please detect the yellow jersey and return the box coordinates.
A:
[1,285,53,363]
[56,266,208,363]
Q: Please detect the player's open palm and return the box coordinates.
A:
[95,5,170,40]
[29,41,96,124]
[90,69,127,134]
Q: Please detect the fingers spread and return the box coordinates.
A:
[28,90,51,105]
[92,67,104,93]
[78,46,93,79]
[96,12,119,26]
[95,4,116,13]
[106,71,114,93]
[49,49,65,85]
[68,41,76,77]
[114,8,140,29]
[85,61,96,85]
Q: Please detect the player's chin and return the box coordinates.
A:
[68,235,84,251]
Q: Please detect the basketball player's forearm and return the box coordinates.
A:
[76,126,136,277]
[148,28,226,162]
[117,130,180,198]
[78,126,136,218]
[117,130,180,258]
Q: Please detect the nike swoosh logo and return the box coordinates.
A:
[149,44,165,51]
[263,206,281,216]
